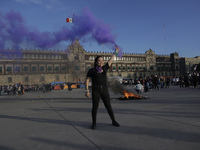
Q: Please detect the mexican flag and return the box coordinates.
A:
[66,18,73,23]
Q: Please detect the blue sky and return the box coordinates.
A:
[1,0,200,57]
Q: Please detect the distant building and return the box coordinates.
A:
[0,39,199,85]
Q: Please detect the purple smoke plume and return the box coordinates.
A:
[0,8,122,57]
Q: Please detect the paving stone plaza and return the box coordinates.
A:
[0,86,200,150]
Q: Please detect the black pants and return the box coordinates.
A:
[92,85,115,124]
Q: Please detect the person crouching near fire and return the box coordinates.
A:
[85,46,120,130]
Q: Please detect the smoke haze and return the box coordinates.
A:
[0,8,122,56]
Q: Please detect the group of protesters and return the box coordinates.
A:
[0,72,199,97]
[0,82,74,96]
[122,72,199,95]
[0,84,24,96]
[123,76,172,91]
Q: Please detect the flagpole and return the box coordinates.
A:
[73,12,76,40]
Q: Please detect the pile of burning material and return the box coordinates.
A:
[119,90,149,100]
[109,80,149,100]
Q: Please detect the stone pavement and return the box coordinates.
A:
[0,86,200,150]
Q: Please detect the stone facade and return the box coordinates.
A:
[0,39,199,85]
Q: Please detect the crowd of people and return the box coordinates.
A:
[0,83,53,96]
[122,72,200,95]
[0,82,75,96]
[0,72,199,97]
[0,84,24,96]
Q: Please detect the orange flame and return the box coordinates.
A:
[123,90,135,99]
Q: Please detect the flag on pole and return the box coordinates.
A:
[66,18,73,23]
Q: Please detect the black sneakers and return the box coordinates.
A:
[112,120,120,127]
[91,124,96,130]
[91,121,120,130]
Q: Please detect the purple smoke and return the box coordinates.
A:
[0,8,122,57]
[74,8,116,44]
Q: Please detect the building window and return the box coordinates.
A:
[55,75,59,81]
[150,66,154,70]
[4,55,8,59]
[59,55,61,59]
[123,66,126,70]
[160,66,163,70]
[74,66,79,70]
[47,66,52,71]
[25,77,29,82]
[35,55,38,59]
[8,54,12,59]
[23,55,26,59]
[44,55,46,59]
[24,66,28,71]
[62,66,66,70]
[134,73,137,77]
[6,67,12,72]
[176,65,179,70]
[31,55,35,59]
[40,55,43,59]
[40,66,44,71]
[8,77,12,83]
[14,66,20,72]
[55,66,59,71]
[40,76,45,82]
[32,66,36,71]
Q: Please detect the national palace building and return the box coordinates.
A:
[0,39,200,85]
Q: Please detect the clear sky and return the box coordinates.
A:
[1,0,200,57]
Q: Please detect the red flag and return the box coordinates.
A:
[66,18,73,23]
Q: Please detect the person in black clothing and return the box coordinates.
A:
[192,72,198,88]
[153,75,159,90]
[85,46,120,130]
[68,82,72,93]
[184,75,190,88]
[165,77,170,88]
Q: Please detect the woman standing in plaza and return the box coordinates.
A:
[85,46,120,130]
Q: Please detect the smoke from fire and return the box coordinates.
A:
[109,80,132,95]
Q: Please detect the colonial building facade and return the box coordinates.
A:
[0,39,199,85]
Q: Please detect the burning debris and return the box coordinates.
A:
[109,80,149,100]
[119,90,149,100]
